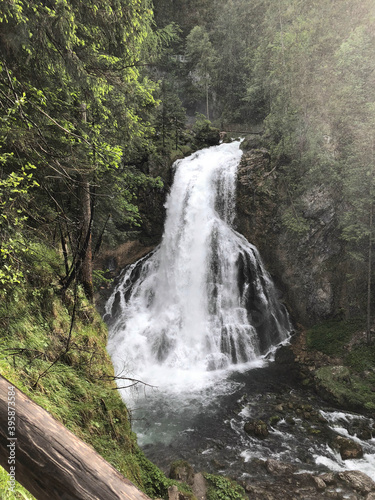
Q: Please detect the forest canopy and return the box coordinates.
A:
[0,0,174,298]
[1,0,375,319]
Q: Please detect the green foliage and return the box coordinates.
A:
[315,365,375,413]
[0,242,172,498]
[306,318,365,356]
[0,0,174,296]
[306,316,375,412]
[185,26,216,119]
[153,78,186,151]
[345,344,375,373]
[281,207,310,236]
[137,453,174,499]
[192,113,220,148]
[204,473,246,500]
[0,119,40,289]
[92,269,112,290]
[0,469,34,500]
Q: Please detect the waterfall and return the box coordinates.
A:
[105,141,291,384]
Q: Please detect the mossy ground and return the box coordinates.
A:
[305,318,375,413]
[306,318,366,356]
[0,244,182,499]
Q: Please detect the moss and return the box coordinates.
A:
[0,468,34,500]
[306,318,365,356]
[0,244,173,499]
[305,318,375,414]
[315,366,375,414]
[269,415,281,425]
[345,344,375,372]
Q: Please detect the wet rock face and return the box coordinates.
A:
[235,144,345,326]
[334,436,364,460]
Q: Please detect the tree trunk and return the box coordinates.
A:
[0,375,151,500]
[206,76,210,120]
[367,201,373,344]
[79,173,94,301]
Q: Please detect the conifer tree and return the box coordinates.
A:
[0,0,167,299]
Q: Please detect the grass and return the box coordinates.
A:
[306,317,365,356]
[345,344,375,372]
[0,244,179,499]
[306,317,375,414]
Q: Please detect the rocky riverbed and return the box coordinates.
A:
[129,345,375,500]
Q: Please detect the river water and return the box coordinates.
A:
[125,360,375,484]
[105,142,375,485]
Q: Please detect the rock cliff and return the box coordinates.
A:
[235,142,347,326]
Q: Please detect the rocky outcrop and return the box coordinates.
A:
[169,461,207,500]
[333,436,364,460]
[244,419,269,439]
[137,183,167,245]
[94,240,156,314]
[168,457,375,500]
[235,142,346,325]
[338,471,375,496]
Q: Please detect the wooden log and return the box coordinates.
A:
[0,375,151,499]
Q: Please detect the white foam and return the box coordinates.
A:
[107,141,291,392]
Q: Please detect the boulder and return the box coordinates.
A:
[169,462,207,500]
[274,345,296,365]
[312,476,326,490]
[265,458,296,476]
[169,460,195,485]
[167,485,191,500]
[244,419,269,438]
[338,471,375,494]
[334,436,363,460]
[192,473,207,500]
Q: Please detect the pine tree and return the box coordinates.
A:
[0,0,163,299]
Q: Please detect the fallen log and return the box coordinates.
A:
[0,375,151,499]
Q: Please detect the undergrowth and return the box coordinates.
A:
[306,318,365,356]
[204,473,247,500]
[0,244,174,499]
[306,317,375,414]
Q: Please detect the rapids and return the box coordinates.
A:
[105,141,375,490]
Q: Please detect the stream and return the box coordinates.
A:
[105,142,375,492]
[127,359,375,484]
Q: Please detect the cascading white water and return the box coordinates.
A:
[105,141,291,385]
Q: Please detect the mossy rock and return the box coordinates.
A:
[333,436,363,460]
[169,460,195,485]
[314,365,375,414]
[240,134,265,151]
[244,419,269,438]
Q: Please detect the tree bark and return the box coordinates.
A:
[0,375,151,500]
[79,173,94,301]
[367,201,373,344]
[79,101,94,301]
